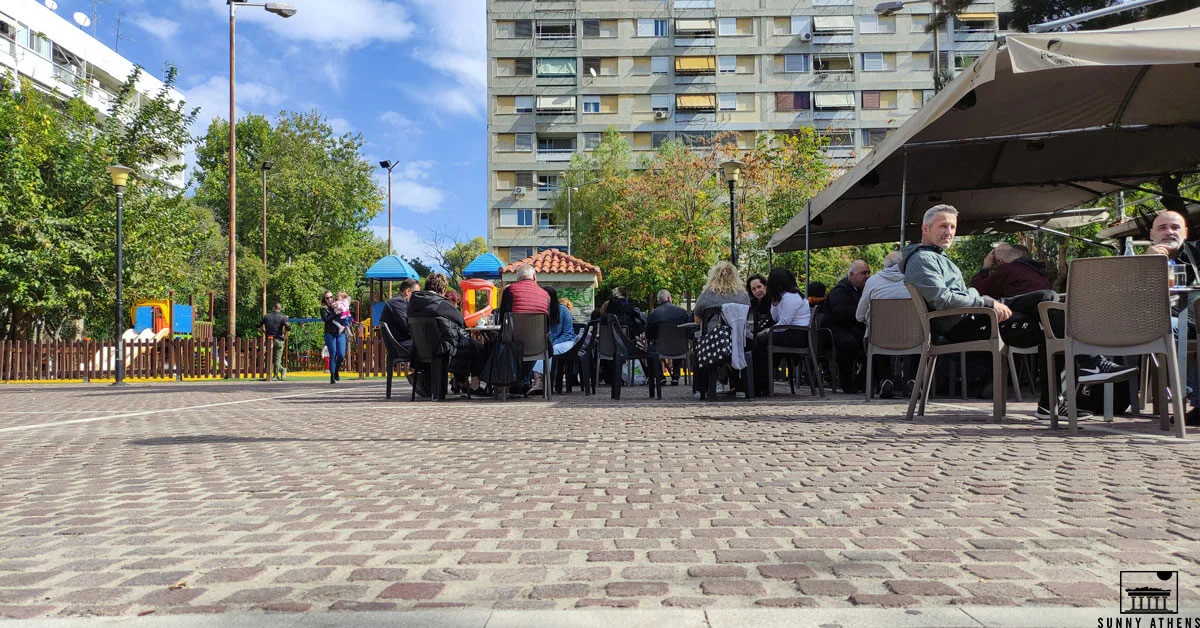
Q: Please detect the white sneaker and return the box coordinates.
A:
[1034,400,1094,420]
[1078,358,1137,383]
[715,382,726,394]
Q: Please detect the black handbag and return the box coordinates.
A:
[696,320,733,368]
[481,337,523,386]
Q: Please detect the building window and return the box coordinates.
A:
[637,18,668,37]
[783,54,809,73]
[538,137,575,152]
[862,90,881,109]
[514,96,534,113]
[582,19,600,37]
[538,210,555,229]
[651,94,671,112]
[820,131,855,148]
[582,57,600,76]
[790,16,811,35]
[774,92,810,111]
[582,132,602,150]
[861,128,890,147]
[514,58,532,76]
[536,57,577,77]
[536,21,575,40]
[651,131,670,147]
[813,92,856,110]
[514,20,532,37]
[510,246,535,260]
[718,17,736,36]
[582,96,601,113]
[718,93,737,111]
[679,131,714,146]
[655,19,669,37]
[651,56,669,74]
[515,133,533,151]
[717,55,736,73]
[862,53,883,71]
[911,15,930,32]
[499,210,535,228]
[515,171,535,188]
[538,174,559,192]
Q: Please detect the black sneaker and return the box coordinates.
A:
[1034,400,1094,420]
[1185,407,1200,426]
[1078,358,1137,383]
[878,379,895,399]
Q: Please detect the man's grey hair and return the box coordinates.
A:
[883,250,903,268]
[922,204,959,227]
[515,264,536,281]
[847,259,867,276]
[656,289,672,305]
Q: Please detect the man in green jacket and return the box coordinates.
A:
[900,204,1078,421]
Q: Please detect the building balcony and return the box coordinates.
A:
[674,37,715,47]
[675,74,716,85]
[674,0,715,7]
[953,30,996,42]
[536,149,575,162]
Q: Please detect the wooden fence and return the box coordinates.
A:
[0,329,394,382]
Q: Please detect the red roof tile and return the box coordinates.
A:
[502,249,602,280]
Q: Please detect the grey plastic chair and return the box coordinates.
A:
[1062,255,1184,436]
[409,317,448,401]
[655,324,691,387]
[864,298,924,402]
[905,284,1009,422]
[510,312,552,401]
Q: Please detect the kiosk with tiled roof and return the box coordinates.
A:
[501,249,602,322]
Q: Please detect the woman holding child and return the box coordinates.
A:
[320,290,349,384]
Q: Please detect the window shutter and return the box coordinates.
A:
[784,54,807,73]
[861,91,881,109]
[515,133,533,151]
[795,92,810,110]
[862,53,883,71]
[717,17,736,35]
[775,92,793,111]
[651,132,670,147]
[790,16,810,35]
[514,20,532,37]
[582,20,600,37]
[514,58,532,76]
[651,56,669,74]
[515,171,534,187]
[637,19,654,37]
[583,57,600,75]
[583,133,601,150]
[718,93,736,111]
[859,15,878,33]
[514,96,534,112]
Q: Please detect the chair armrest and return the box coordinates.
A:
[1037,301,1065,340]
[927,306,1000,338]
[771,325,809,332]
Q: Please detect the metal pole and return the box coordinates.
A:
[1029,0,1169,32]
[566,185,572,255]
[114,185,125,385]
[804,201,811,294]
[900,149,909,246]
[227,0,238,340]
[386,166,393,253]
[261,166,267,316]
[728,179,737,266]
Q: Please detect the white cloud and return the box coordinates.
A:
[133,14,180,40]
[327,117,353,135]
[378,110,418,134]
[394,180,447,214]
[408,0,485,118]
[399,160,435,181]
[221,0,415,51]
[370,226,439,261]
[184,75,284,130]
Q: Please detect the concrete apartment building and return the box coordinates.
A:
[486,0,1008,261]
[1,0,186,187]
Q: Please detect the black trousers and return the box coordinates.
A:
[753,328,808,393]
[939,290,1061,407]
[830,325,866,393]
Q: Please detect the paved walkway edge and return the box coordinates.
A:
[5,607,1196,628]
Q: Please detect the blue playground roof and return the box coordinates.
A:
[365,254,419,280]
[463,252,503,279]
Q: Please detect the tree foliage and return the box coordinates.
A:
[0,69,224,340]
[192,110,385,333]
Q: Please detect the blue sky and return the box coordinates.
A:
[53,0,486,259]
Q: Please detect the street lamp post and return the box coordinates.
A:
[106,164,132,386]
[379,160,398,254]
[227,0,296,340]
[720,160,743,267]
[260,160,273,316]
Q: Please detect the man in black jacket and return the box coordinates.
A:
[379,278,417,356]
[409,274,487,397]
[824,259,870,393]
[645,290,689,386]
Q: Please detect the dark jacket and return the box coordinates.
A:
[409,290,468,356]
[378,296,411,345]
[645,303,688,341]
[970,257,1052,299]
[824,277,863,330]
[260,311,290,338]
[320,305,343,336]
[749,298,774,334]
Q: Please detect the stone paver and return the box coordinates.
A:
[0,380,1198,618]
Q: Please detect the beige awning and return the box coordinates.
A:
[769,8,1200,251]
[675,94,717,110]
[812,16,855,31]
[676,18,716,32]
[675,56,716,73]
[813,92,855,108]
[535,95,576,110]
[957,12,998,20]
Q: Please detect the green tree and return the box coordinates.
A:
[0,69,220,340]
[425,230,488,286]
[192,110,385,333]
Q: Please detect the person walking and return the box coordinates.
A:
[259,302,291,381]
[320,290,348,384]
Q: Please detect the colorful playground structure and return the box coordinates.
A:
[460,278,498,328]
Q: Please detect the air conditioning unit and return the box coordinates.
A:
[654,110,669,120]
[800,31,813,42]
[513,186,526,196]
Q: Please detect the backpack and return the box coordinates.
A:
[1075,377,1133,415]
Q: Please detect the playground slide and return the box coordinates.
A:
[90,328,170,371]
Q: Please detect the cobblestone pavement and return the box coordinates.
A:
[1,379,1198,620]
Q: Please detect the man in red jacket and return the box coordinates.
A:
[970,243,1052,300]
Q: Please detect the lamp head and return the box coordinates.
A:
[720,159,743,185]
[261,160,274,171]
[874,1,905,16]
[264,3,296,17]
[106,164,132,188]
[380,160,395,169]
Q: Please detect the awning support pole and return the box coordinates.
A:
[804,201,811,293]
[900,149,909,247]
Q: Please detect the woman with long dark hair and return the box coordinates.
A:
[746,273,773,334]
[320,290,348,384]
[753,267,810,393]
